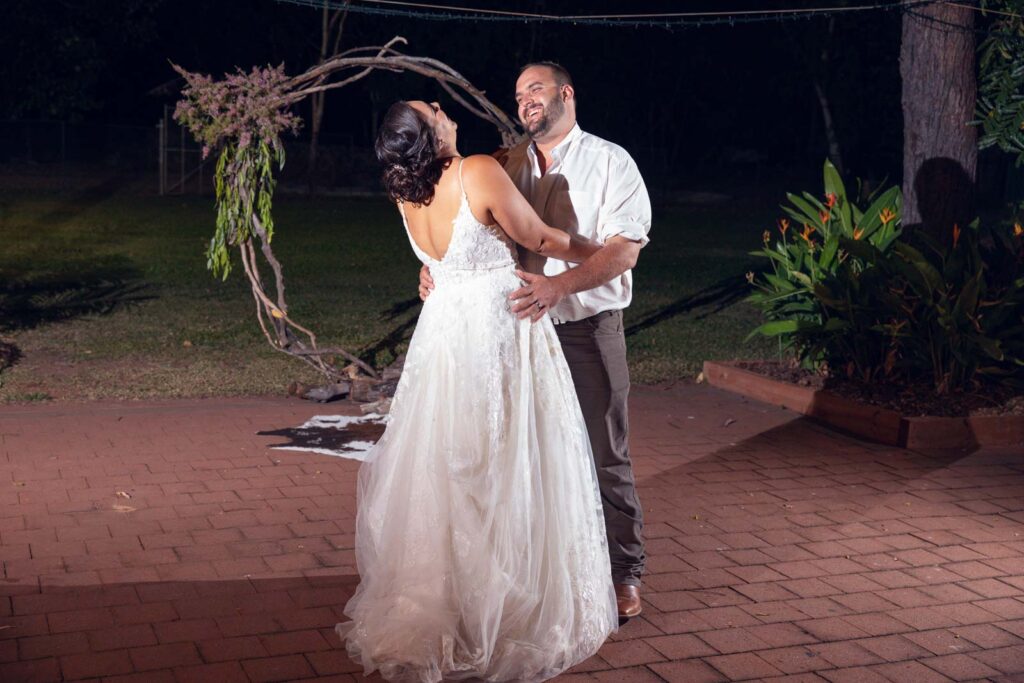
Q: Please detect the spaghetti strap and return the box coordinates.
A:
[457,157,467,197]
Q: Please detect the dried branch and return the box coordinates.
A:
[174,36,523,387]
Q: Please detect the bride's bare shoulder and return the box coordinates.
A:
[463,154,503,173]
[461,154,506,190]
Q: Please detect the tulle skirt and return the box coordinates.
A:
[336,265,617,683]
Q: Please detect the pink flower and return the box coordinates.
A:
[171,62,301,156]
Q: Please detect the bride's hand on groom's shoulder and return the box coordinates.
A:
[510,270,566,322]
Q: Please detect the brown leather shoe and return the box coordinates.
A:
[615,583,642,620]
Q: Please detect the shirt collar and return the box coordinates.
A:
[527,123,583,162]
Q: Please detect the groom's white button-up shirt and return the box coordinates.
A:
[502,124,652,323]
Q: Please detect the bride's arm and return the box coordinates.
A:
[462,155,599,263]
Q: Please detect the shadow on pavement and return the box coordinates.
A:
[0,574,364,681]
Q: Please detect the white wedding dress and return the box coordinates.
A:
[337,161,617,683]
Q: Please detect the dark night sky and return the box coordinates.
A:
[2,0,909,192]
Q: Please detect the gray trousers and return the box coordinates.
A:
[554,309,645,586]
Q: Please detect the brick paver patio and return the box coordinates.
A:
[0,384,1022,682]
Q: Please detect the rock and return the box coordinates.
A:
[367,378,399,401]
[300,382,350,403]
[350,376,399,402]
[360,397,392,415]
[382,354,406,381]
[349,376,376,402]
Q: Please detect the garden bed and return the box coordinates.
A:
[703,360,1024,450]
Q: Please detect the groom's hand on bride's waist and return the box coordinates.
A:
[510,270,567,322]
[418,265,434,301]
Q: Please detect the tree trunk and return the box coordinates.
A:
[813,79,844,177]
[781,18,844,177]
[900,1,977,233]
[307,1,349,192]
[369,90,380,146]
[815,18,844,177]
[308,92,325,191]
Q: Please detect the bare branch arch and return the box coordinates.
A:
[174,36,523,383]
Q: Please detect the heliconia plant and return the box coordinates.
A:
[878,219,1024,392]
[748,160,1024,394]
[747,160,903,376]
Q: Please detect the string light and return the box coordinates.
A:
[906,1,1024,38]
[274,0,953,28]
[272,0,1024,45]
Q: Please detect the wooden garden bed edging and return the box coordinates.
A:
[702,361,1024,450]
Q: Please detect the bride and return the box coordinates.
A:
[336,99,617,683]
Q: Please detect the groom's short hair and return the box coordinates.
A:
[517,61,574,91]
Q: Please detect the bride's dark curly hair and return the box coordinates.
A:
[375,101,452,206]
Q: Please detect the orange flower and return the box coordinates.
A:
[778,218,790,234]
[801,224,817,243]
[884,348,898,375]
[819,211,830,223]
[952,223,962,248]
[853,227,864,240]
[879,208,896,225]
[1014,222,1023,237]
[825,193,837,208]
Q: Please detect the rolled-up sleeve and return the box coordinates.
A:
[598,153,651,246]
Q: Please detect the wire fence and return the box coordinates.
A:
[0,120,156,170]
[0,117,784,200]
[0,118,377,195]
[0,117,1019,208]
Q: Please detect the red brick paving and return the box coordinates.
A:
[1,385,1022,682]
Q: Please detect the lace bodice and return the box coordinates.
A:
[398,159,518,277]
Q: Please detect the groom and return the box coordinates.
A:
[420,62,650,619]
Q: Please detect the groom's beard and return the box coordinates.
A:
[523,96,565,138]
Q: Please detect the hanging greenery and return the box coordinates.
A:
[172,37,522,383]
[174,63,299,279]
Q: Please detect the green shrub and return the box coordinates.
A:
[747,160,902,378]
[749,161,1024,394]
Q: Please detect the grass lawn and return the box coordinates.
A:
[0,184,777,401]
